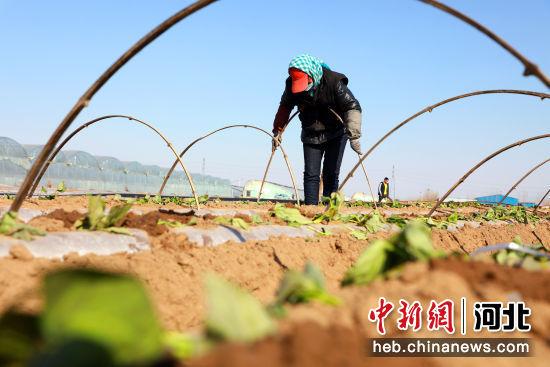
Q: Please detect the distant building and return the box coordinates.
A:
[475,194,518,206]
[242,180,304,201]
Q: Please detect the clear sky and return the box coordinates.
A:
[1,0,548,201]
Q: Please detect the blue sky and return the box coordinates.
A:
[1,0,548,201]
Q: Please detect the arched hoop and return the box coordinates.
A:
[28,115,201,208]
[428,134,550,217]
[339,90,549,191]
[158,124,301,205]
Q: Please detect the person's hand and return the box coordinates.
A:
[272,133,282,151]
[350,138,362,155]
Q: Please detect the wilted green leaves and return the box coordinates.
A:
[342,221,444,286]
[74,196,132,235]
[269,262,340,316]
[0,269,166,367]
[0,211,45,241]
[157,217,197,228]
[314,192,343,223]
[42,270,164,365]
[213,216,250,230]
[271,204,312,227]
[205,274,276,343]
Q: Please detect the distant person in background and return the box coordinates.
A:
[378,177,391,203]
[271,54,363,205]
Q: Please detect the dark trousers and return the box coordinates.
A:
[303,134,347,205]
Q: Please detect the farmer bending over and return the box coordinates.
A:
[272,54,362,205]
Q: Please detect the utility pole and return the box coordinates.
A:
[392,165,396,199]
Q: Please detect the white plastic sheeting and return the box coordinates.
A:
[0,229,149,259]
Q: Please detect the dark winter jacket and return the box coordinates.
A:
[273,68,362,145]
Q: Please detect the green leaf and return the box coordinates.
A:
[213,216,249,230]
[447,212,459,224]
[103,204,132,228]
[271,204,312,227]
[0,211,45,241]
[387,215,408,228]
[41,186,47,194]
[75,196,132,234]
[270,262,340,310]
[0,312,40,365]
[163,332,211,361]
[342,239,394,286]
[313,192,343,223]
[350,229,368,240]
[205,274,276,343]
[342,221,442,286]
[56,181,66,193]
[85,196,106,230]
[364,211,386,233]
[158,219,185,228]
[42,269,164,365]
[102,227,131,235]
[396,220,437,260]
[251,214,263,225]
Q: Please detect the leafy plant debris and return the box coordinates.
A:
[342,221,444,286]
[205,274,276,343]
[270,204,312,227]
[269,262,340,316]
[74,196,132,235]
[0,211,46,241]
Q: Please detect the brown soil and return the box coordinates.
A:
[0,221,548,333]
[185,321,435,367]
[431,222,550,253]
[431,258,550,303]
[2,196,549,366]
[190,257,550,367]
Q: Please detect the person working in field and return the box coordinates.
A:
[271,54,363,205]
[378,177,391,203]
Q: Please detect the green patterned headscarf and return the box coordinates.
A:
[288,54,330,93]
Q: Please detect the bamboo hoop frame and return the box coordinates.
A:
[257,111,298,202]
[428,134,550,217]
[419,0,550,88]
[534,188,550,214]
[325,108,377,208]
[497,158,550,205]
[9,0,216,213]
[339,90,549,191]
[157,124,301,205]
[28,115,201,208]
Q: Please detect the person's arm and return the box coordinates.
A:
[273,104,292,135]
[335,81,362,153]
[378,182,383,196]
[272,80,295,135]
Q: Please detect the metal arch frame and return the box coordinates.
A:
[339,90,549,191]
[534,188,550,214]
[157,124,301,205]
[497,158,550,205]
[28,115,201,208]
[428,134,550,217]
[9,0,216,212]
[419,0,550,88]
[256,111,298,203]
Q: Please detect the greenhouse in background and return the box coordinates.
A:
[0,136,232,197]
